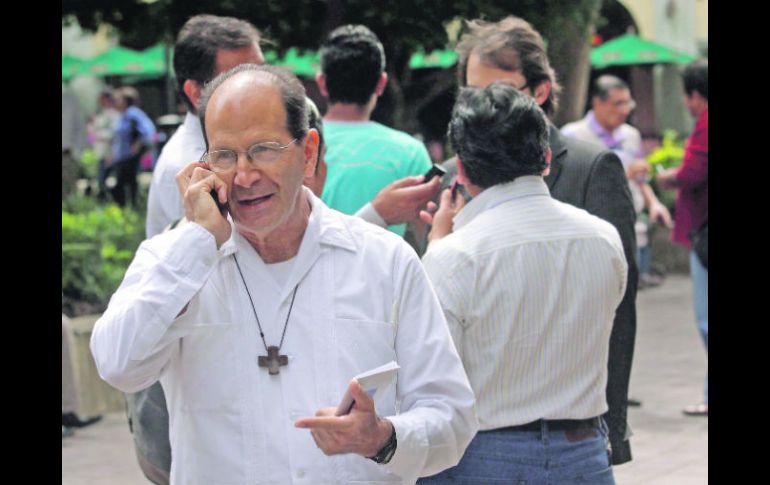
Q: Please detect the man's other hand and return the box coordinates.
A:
[372,175,442,225]
[295,379,393,458]
[421,187,466,243]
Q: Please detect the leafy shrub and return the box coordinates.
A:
[647,129,685,173]
[62,195,145,314]
[79,148,99,180]
[647,129,685,212]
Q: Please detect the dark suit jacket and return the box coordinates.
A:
[439,125,638,464]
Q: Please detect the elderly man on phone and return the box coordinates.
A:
[91,64,477,484]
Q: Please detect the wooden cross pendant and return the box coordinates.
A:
[258,346,288,375]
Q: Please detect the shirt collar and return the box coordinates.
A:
[453,176,550,231]
[184,112,202,133]
[586,110,624,148]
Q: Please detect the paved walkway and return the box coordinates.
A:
[62,274,707,484]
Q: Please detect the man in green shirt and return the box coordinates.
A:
[316,24,432,236]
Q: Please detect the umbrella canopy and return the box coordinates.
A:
[266,48,319,77]
[409,49,458,69]
[62,54,88,80]
[85,46,166,76]
[591,34,696,69]
[265,47,458,75]
[142,43,170,69]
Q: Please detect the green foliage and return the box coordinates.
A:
[80,148,99,180]
[62,194,145,307]
[647,129,685,212]
[647,129,685,174]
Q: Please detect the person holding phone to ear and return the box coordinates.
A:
[91,64,477,485]
[420,82,626,485]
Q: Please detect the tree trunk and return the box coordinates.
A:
[547,0,602,127]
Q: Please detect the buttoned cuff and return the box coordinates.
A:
[379,414,428,482]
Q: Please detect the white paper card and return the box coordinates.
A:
[335,360,400,416]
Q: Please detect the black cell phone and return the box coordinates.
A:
[450,177,464,200]
[423,164,447,180]
[210,189,228,214]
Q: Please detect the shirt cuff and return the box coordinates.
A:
[379,414,428,482]
[355,202,388,228]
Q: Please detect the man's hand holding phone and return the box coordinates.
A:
[420,180,466,244]
[176,161,231,248]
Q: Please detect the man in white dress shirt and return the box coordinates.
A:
[419,83,627,484]
[91,64,477,484]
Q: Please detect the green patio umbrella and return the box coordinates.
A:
[62,54,88,80]
[85,46,166,77]
[409,49,458,69]
[591,34,696,69]
[263,47,459,75]
[266,48,319,77]
[141,43,170,71]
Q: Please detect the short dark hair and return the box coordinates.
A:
[682,59,708,101]
[449,82,550,188]
[592,75,629,100]
[456,16,561,116]
[174,14,261,113]
[319,24,385,105]
[199,64,309,148]
[306,97,324,173]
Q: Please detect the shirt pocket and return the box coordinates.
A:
[332,318,398,418]
[179,322,240,411]
[333,318,396,377]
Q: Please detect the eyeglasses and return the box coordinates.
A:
[612,99,637,111]
[202,138,298,172]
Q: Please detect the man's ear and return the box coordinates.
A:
[183,79,203,111]
[456,156,469,186]
[374,72,388,97]
[316,73,328,98]
[532,79,552,108]
[303,129,320,178]
[543,146,552,177]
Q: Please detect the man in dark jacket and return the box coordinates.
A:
[440,16,638,465]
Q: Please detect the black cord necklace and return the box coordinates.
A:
[232,254,299,375]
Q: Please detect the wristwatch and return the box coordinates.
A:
[369,424,397,464]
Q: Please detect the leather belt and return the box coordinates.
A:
[488,417,601,433]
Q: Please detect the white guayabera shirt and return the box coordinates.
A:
[91,188,478,485]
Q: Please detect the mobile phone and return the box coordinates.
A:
[423,164,447,181]
[450,176,464,200]
[210,189,228,214]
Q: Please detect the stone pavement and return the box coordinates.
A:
[62,274,707,484]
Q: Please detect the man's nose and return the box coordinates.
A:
[232,153,262,187]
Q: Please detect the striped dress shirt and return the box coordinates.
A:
[422,176,627,430]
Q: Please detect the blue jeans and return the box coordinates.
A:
[690,251,708,403]
[637,244,651,274]
[418,419,614,485]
